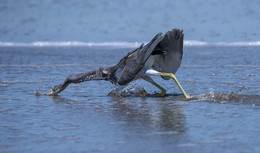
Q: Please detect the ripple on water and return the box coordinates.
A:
[39,77,56,80]
[147,131,179,136]
[0,108,12,113]
[224,81,236,85]
[7,71,24,74]
[2,80,43,84]
[185,79,197,84]
[11,98,26,102]
[222,65,260,68]
[0,84,8,87]
[5,75,16,78]
[50,125,78,131]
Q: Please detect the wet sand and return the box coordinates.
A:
[0,46,260,152]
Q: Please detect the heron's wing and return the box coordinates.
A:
[152,29,184,76]
[117,33,164,85]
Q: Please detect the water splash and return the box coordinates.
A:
[188,86,260,104]
[108,83,148,97]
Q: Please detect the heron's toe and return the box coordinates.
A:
[152,89,166,97]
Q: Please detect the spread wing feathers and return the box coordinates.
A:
[117,32,164,85]
[152,29,184,78]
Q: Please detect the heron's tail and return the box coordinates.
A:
[117,33,164,85]
[160,29,184,59]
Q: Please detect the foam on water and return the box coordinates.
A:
[0,41,260,47]
[0,41,142,48]
[187,86,260,104]
[108,83,148,97]
[184,41,260,46]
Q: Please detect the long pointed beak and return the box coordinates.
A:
[47,89,54,96]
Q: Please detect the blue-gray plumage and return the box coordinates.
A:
[48,29,189,99]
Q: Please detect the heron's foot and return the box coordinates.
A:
[152,89,166,97]
[139,91,150,97]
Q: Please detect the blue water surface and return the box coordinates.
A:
[0,0,260,43]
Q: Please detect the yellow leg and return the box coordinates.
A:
[159,73,190,99]
[141,75,166,97]
[153,83,166,97]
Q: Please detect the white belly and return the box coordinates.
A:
[145,53,182,74]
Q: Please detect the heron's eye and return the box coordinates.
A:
[102,70,109,77]
[102,70,108,74]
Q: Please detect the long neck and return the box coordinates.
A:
[54,66,118,94]
[65,67,110,84]
[52,70,100,95]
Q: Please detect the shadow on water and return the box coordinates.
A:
[46,92,187,134]
[108,95,186,133]
[47,95,76,104]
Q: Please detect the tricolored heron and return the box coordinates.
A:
[47,29,190,99]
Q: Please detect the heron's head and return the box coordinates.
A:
[96,67,108,78]
[47,84,63,96]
